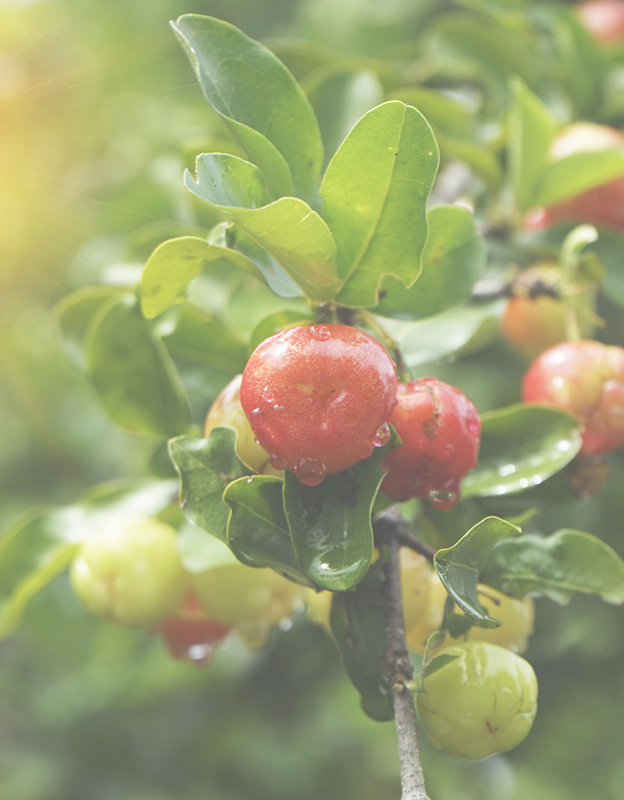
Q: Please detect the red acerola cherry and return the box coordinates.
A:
[576,0,624,45]
[522,340,624,456]
[240,324,398,486]
[381,378,481,509]
[153,591,231,666]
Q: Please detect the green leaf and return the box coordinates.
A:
[437,133,503,187]
[387,86,474,138]
[385,300,505,367]
[86,294,190,437]
[434,517,521,626]
[321,101,439,308]
[171,14,323,201]
[56,287,123,370]
[248,309,314,355]
[304,66,384,171]
[330,578,394,722]
[481,530,624,604]
[185,154,340,301]
[140,236,267,319]
[283,432,398,591]
[508,77,558,213]
[462,404,583,498]
[224,475,315,587]
[225,227,304,299]
[0,479,178,637]
[534,150,624,208]
[168,430,251,542]
[161,303,247,373]
[376,206,486,320]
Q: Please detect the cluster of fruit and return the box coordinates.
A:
[70,517,305,663]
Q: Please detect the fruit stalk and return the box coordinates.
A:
[380,532,430,800]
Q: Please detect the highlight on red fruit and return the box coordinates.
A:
[522,340,624,456]
[525,123,624,233]
[576,0,624,45]
[381,378,481,509]
[240,324,398,486]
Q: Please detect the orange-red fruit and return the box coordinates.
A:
[381,378,481,509]
[576,0,624,45]
[501,265,568,360]
[240,324,398,486]
[522,340,624,456]
[525,123,624,232]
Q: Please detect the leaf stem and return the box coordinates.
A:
[380,531,431,800]
[358,309,411,383]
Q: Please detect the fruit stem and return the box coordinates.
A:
[380,532,431,800]
[358,310,411,383]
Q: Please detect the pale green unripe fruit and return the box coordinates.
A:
[70,518,186,627]
[417,641,538,761]
[191,564,305,650]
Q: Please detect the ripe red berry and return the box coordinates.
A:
[522,340,624,456]
[154,592,231,666]
[576,0,624,45]
[240,324,398,486]
[381,378,481,509]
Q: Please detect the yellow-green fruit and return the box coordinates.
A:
[470,588,535,653]
[400,548,432,635]
[404,572,448,654]
[305,588,333,635]
[70,518,186,627]
[204,374,281,475]
[417,641,538,761]
[191,564,305,650]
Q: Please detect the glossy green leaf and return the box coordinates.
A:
[168,429,251,541]
[376,206,486,320]
[283,433,398,591]
[185,154,340,301]
[171,14,323,201]
[384,300,505,367]
[462,404,583,498]
[434,517,521,626]
[0,479,178,637]
[481,530,624,604]
[248,309,314,355]
[86,294,190,437]
[330,573,394,722]
[161,303,247,373]
[321,101,439,308]
[508,77,558,212]
[140,236,266,319]
[304,66,384,171]
[224,475,315,587]
[226,226,304,299]
[534,150,624,208]
[56,287,123,370]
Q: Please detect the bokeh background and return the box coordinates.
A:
[3,0,624,798]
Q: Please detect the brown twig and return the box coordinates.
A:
[374,506,436,563]
[380,532,431,800]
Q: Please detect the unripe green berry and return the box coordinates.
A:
[70,518,186,627]
[417,641,538,761]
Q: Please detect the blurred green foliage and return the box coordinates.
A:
[4,0,624,798]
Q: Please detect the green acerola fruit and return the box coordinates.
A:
[417,641,538,761]
[70,518,186,627]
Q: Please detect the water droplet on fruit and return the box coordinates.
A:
[271,403,286,414]
[278,617,293,632]
[467,417,481,437]
[187,643,215,666]
[373,423,391,447]
[359,446,374,459]
[309,325,331,341]
[249,408,264,429]
[443,444,454,458]
[295,458,327,486]
[270,454,287,470]
[429,487,459,510]
[262,387,275,403]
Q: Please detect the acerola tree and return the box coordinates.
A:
[6,3,624,799]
